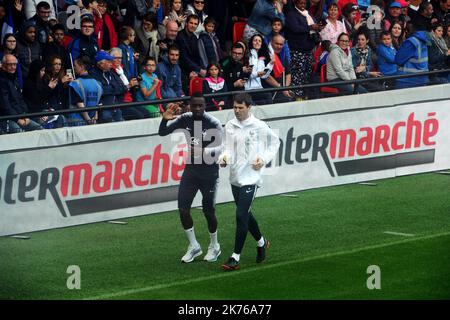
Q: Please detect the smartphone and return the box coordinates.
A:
[66,69,73,78]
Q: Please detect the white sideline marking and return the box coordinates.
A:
[278,194,298,198]
[10,235,31,240]
[106,221,128,225]
[436,171,450,175]
[383,231,415,237]
[84,231,450,300]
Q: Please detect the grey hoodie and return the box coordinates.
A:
[326,44,356,81]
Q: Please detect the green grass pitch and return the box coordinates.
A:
[0,172,449,300]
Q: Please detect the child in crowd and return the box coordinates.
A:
[376,31,398,89]
[136,57,161,117]
[199,17,222,68]
[203,62,228,110]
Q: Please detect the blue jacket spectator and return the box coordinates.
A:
[155,47,184,99]
[118,26,139,80]
[395,30,429,89]
[68,17,99,65]
[247,0,285,39]
[89,51,126,123]
[377,43,398,76]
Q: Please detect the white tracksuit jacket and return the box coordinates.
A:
[219,114,280,187]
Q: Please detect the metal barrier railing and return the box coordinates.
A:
[0,69,449,122]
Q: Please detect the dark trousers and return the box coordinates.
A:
[231,184,262,254]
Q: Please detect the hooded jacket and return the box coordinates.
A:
[326,44,356,81]
[16,20,42,79]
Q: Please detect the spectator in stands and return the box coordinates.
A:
[124,0,151,28]
[202,62,228,110]
[411,1,436,30]
[43,24,70,69]
[16,21,41,79]
[136,57,161,117]
[264,17,291,65]
[427,23,450,83]
[23,59,68,128]
[285,0,319,99]
[445,24,450,48]
[164,0,187,31]
[176,14,206,78]
[95,0,119,50]
[80,0,101,20]
[377,31,398,89]
[158,20,179,59]
[351,31,384,92]
[24,0,56,20]
[383,2,407,32]
[0,1,25,39]
[265,34,294,103]
[68,56,103,126]
[390,21,406,50]
[327,32,368,94]
[42,55,73,112]
[319,3,346,44]
[68,16,99,64]
[185,0,208,37]
[109,47,150,119]
[395,25,429,89]
[118,26,139,81]
[0,54,42,133]
[244,33,274,105]
[134,13,160,65]
[0,33,18,61]
[309,0,326,22]
[28,1,52,47]
[89,50,126,123]
[198,17,223,68]
[243,0,285,43]
[433,0,449,27]
[156,44,184,99]
[221,42,252,92]
[341,2,363,44]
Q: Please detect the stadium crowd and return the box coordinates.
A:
[0,0,448,133]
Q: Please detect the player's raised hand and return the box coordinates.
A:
[252,157,265,171]
[162,103,179,120]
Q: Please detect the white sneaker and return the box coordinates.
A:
[181,244,202,263]
[203,244,221,262]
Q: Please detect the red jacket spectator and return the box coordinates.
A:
[94,10,118,50]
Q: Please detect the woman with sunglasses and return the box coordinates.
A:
[185,0,208,37]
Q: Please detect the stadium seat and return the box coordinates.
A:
[156,80,164,114]
[233,20,247,43]
[313,45,324,74]
[320,64,339,95]
[189,77,204,96]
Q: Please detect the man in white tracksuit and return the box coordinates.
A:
[218,92,280,271]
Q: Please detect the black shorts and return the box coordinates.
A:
[178,169,219,211]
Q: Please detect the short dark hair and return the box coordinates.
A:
[233,93,252,107]
[231,42,244,51]
[190,92,205,103]
[37,1,51,11]
[143,56,157,66]
[186,14,199,24]
[271,17,283,25]
[75,55,91,70]
[380,30,391,39]
[204,16,216,27]
[168,44,180,53]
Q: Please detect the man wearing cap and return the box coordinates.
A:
[383,2,407,32]
[89,50,127,123]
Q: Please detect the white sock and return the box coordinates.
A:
[209,231,219,248]
[184,227,199,248]
[231,252,240,261]
[257,236,265,247]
